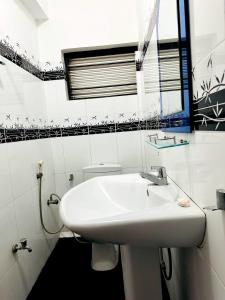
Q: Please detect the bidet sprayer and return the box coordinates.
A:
[37,160,44,179]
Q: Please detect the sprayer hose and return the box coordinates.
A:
[38,174,64,234]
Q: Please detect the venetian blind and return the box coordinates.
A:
[64,47,137,100]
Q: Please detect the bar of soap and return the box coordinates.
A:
[178,198,190,207]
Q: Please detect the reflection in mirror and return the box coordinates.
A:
[157,0,193,132]
[137,0,161,126]
[142,26,161,122]
[158,0,182,116]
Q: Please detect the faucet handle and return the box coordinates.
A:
[151,166,163,170]
[20,238,28,248]
[151,166,167,178]
[12,238,32,253]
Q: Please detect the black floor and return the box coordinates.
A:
[27,238,170,300]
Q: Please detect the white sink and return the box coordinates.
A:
[60,173,205,247]
[59,173,205,300]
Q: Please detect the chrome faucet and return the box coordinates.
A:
[140,166,168,186]
[47,193,60,206]
[12,238,32,253]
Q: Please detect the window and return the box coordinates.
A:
[64,46,137,100]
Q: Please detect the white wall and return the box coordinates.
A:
[37,0,48,15]
[0,54,60,300]
[0,1,61,298]
[138,0,225,299]
[158,0,178,41]
[0,0,40,61]
[38,0,138,63]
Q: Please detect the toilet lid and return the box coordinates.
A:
[82,163,122,173]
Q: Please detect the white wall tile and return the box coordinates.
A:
[160,140,191,197]
[14,235,50,293]
[14,190,39,239]
[89,133,119,164]
[184,248,225,300]
[112,95,139,122]
[50,138,66,173]
[0,18,60,299]
[0,204,18,281]
[54,173,69,198]
[117,131,143,168]
[44,80,87,126]
[0,144,13,209]
[63,135,92,172]
[8,141,37,199]
[188,141,225,207]
[198,210,225,288]
[122,167,141,174]
[86,97,115,124]
[0,263,27,300]
[190,0,225,66]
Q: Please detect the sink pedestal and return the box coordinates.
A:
[120,246,162,300]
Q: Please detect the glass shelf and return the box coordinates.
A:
[146,140,189,149]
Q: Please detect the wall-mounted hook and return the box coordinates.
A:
[69,173,74,182]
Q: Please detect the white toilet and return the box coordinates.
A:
[82,163,122,271]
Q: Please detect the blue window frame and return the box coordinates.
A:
[159,0,193,133]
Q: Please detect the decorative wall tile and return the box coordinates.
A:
[0,36,65,81]
[193,41,225,131]
[0,120,158,144]
[89,124,116,135]
[0,103,162,143]
[0,34,164,143]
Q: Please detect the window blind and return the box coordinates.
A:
[158,42,182,93]
[64,46,137,100]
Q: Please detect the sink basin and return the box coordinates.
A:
[60,173,205,247]
[59,173,205,300]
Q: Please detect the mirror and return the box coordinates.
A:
[157,0,193,132]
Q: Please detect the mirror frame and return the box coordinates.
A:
[158,0,193,133]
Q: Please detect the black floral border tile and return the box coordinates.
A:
[0,36,169,142]
[89,124,116,134]
[0,129,6,144]
[0,37,65,81]
[0,116,162,144]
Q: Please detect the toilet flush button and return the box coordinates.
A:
[177,198,190,207]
